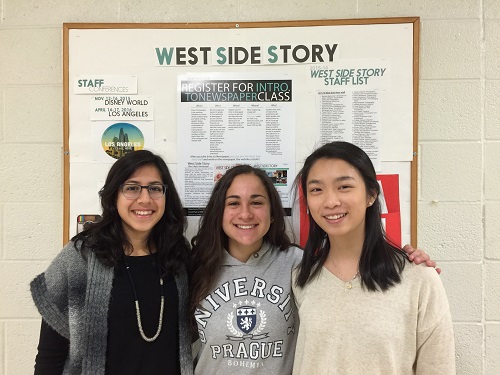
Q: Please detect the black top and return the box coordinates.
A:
[35,321,68,374]
[34,253,180,375]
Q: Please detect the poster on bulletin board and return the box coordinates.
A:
[63,18,419,245]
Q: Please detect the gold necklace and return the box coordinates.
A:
[330,259,359,290]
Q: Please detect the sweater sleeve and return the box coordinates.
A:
[175,266,194,375]
[30,243,76,339]
[34,319,69,375]
[414,269,456,374]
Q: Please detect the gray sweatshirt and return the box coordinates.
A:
[194,242,302,375]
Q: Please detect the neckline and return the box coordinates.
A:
[322,266,361,290]
[123,252,158,263]
[223,242,273,265]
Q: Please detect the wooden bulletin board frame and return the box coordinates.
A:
[62,18,419,245]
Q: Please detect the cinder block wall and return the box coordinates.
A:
[0,1,498,374]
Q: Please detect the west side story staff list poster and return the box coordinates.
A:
[177,73,295,216]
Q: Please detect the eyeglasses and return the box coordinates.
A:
[120,183,167,199]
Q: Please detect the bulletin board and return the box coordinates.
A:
[63,18,420,245]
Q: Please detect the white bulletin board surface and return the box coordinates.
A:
[63,18,419,244]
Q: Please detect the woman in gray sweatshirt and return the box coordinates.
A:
[190,165,302,375]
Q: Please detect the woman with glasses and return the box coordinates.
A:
[30,150,193,375]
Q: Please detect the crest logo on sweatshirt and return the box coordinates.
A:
[236,306,256,333]
[226,301,269,340]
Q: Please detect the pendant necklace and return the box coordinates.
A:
[330,260,359,290]
[124,256,164,342]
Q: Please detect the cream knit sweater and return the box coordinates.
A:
[292,263,455,375]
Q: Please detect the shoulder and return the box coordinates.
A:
[401,263,446,297]
[403,262,441,285]
[30,243,82,311]
[272,245,303,265]
[36,241,97,285]
[175,263,189,281]
[48,241,85,271]
[285,245,303,258]
[403,263,450,312]
[291,265,325,307]
[403,266,453,339]
[173,236,191,260]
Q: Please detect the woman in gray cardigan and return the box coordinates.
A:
[31,150,193,375]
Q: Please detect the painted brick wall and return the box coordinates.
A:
[0,0,497,374]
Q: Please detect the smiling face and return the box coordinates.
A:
[117,164,166,245]
[306,158,375,244]
[222,173,272,262]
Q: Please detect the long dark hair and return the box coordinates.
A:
[294,141,407,291]
[72,150,188,274]
[189,165,292,322]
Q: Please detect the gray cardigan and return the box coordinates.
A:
[30,241,193,375]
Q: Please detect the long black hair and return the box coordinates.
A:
[294,141,407,291]
[72,149,188,274]
[189,165,292,323]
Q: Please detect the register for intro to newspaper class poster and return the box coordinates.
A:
[177,73,296,216]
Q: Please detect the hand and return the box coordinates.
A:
[402,244,441,274]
